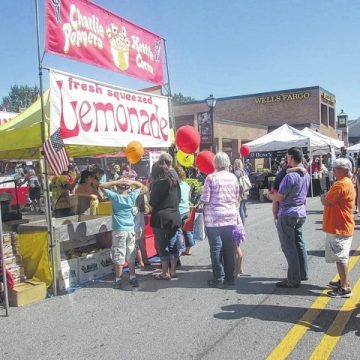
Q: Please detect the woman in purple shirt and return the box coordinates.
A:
[200,152,240,288]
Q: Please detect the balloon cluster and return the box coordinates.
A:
[175,125,215,175]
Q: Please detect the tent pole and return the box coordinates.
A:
[309,147,314,197]
[35,0,57,295]
[0,210,10,316]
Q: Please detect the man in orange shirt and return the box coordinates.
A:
[320,158,355,298]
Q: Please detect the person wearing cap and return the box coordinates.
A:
[320,158,355,298]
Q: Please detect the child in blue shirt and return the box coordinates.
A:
[99,178,144,289]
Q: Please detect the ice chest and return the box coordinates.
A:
[9,280,47,307]
[97,201,112,215]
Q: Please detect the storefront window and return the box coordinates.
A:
[321,104,328,125]
[329,107,335,128]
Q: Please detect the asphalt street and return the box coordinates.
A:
[1,197,360,360]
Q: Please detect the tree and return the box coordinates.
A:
[1,85,40,112]
[172,92,196,105]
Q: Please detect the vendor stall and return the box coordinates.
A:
[246,124,336,197]
[0,70,170,300]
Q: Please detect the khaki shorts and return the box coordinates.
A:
[325,233,353,264]
[111,230,136,265]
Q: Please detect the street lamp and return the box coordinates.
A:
[205,94,217,152]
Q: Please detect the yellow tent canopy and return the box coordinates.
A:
[0,90,122,160]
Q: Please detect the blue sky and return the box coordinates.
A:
[1,0,359,119]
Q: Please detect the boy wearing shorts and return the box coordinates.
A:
[100,178,143,289]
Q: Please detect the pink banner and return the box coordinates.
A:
[45,0,164,84]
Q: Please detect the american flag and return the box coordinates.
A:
[43,129,70,176]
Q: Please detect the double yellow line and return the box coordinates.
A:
[267,245,360,360]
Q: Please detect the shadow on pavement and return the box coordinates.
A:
[233,276,325,297]
[213,303,360,336]
[307,250,325,257]
[306,210,324,215]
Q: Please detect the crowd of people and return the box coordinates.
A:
[1,146,358,299]
[269,146,356,298]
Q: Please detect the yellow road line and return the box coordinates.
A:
[266,245,360,360]
[309,277,360,360]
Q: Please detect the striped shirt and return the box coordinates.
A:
[200,171,240,227]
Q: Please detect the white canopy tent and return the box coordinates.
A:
[301,127,344,153]
[246,124,332,197]
[246,124,311,152]
[346,143,360,152]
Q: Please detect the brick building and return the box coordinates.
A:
[173,86,338,160]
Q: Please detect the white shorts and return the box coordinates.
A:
[325,233,352,264]
[111,230,136,265]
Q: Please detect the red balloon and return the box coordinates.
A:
[240,144,251,157]
[175,125,200,154]
[196,151,215,175]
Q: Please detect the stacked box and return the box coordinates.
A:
[1,232,25,284]
[58,258,78,290]
[78,253,100,284]
[9,280,47,307]
[98,249,113,277]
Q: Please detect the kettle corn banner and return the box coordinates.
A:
[45,0,164,84]
[50,69,170,148]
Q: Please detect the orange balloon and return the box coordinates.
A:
[125,141,144,164]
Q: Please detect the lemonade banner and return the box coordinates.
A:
[50,69,170,148]
[45,0,164,84]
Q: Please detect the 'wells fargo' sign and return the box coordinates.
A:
[50,70,170,148]
[255,92,311,104]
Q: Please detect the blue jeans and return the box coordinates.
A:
[206,226,234,282]
[152,227,178,261]
[239,200,246,225]
[276,215,308,284]
[178,212,195,248]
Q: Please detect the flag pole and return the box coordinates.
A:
[35,0,57,296]
[163,39,176,129]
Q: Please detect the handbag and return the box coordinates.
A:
[232,214,246,246]
[183,206,196,232]
[193,212,206,241]
[238,173,252,193]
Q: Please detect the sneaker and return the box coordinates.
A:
[328,280,350,289]
[129,278,139,288]
[207,279,227,289]
[113,280,123,289]
[327,287,352,298]
[328,280,341,289]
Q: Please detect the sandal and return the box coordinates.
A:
[170,274,178,279]
[153,273,171,281]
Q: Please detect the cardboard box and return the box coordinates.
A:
[1,255,22,266]
[59,258,78,290]
[98,249,113,277]
[9,280,47,307]
[78,253,100,284]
